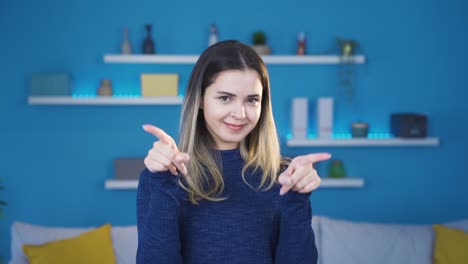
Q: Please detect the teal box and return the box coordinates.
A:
[30,73,72,96]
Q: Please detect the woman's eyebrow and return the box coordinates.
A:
[216,91,235,96]
[216,91,261,97]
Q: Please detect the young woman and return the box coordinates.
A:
[137,40,330,264]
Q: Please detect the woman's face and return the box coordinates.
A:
[202,69,263,150]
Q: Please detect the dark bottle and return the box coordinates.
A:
[142,24,155,54]
[297,32,306,55]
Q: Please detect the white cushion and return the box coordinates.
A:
[311,216,322,264]
[111,225,138,264]
[319,217,433,264]
[445,219,468,231]
[10,221,137,264]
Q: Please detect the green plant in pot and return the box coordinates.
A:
[328,159,346,178]
[336,37,360,102]
[337,38,359,57]
[251,30,271,55]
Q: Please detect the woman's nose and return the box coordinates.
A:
[230,104,246,119]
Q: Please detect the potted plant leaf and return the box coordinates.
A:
[337,38,359,57]
[251,30,271,55]
[336,37,361,102]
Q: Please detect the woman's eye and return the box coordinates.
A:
[248,97,259,104]
[219,96,231,102]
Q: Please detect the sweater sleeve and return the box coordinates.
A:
[136,169,183,264]
[275,192,318,264]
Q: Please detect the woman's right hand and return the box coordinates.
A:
[142,124,190,176]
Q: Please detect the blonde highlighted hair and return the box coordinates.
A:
[178,40,284,203]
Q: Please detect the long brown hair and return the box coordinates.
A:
[178,40,282,204]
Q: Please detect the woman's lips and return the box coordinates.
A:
[225,123,245,131]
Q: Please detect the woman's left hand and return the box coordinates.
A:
[278,153,331,195]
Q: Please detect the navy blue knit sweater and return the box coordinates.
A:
[136,148,318,264]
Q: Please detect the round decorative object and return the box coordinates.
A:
[351,122,369,138]
[328,159,346,178]
[97,79,113,96]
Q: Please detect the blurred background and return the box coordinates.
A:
[1,0,467,260]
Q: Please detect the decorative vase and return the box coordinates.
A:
[328,159,346,178]
[97,79,113,96]
[208,23,218,47]
[351,122,369,138]
[121,27,132,54]
[296,32,306,55]
[142,24,155,54]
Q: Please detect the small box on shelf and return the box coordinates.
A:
[317,97,334,139]
[114,158,145,180]
[141,74,178,97]
[30,73,71,96]
[291,98,308,139]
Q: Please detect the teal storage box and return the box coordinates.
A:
[30,73,72,96]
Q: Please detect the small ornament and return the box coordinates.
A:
[328,159,346,178]
[97,79,113,96]
[208,23,218,47]
[351,122,369,138]
[121,27,132,54]
[251,30,271,55]
[297,32,306,55]
[142,24,155,54]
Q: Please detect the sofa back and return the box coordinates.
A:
[10,217,468,264]
[10,221,137,264]
[313,216,468,264]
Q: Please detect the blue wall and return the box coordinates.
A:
[1,0,468,259]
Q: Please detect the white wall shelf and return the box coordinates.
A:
[103,54,365,65]
[321,178,364,188]
[287,137,440,147]
[105,180,139,189]
[104,54,199,64]
[104,178,364,190]
[28,96,183,105]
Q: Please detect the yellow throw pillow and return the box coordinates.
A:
[433,224,468,264]
[23,223,116,264]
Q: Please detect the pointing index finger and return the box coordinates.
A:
[299,153,332,165]
[142,124,175,146]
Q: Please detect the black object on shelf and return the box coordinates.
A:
[142,24,155,54]
[390,113,427,138]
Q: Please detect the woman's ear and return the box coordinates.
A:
[199,96,204,110]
